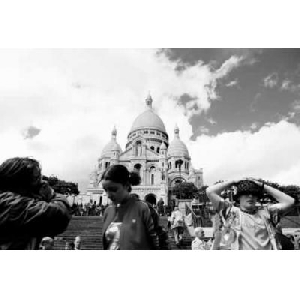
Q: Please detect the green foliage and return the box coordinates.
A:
[171,182,198,199]
[197,185,210,204]
[42,175,80,195]
[262,180,300,203]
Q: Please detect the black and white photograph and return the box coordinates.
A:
[0,2,299,299]
[1,48,299,251]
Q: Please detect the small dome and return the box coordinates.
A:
[101,141,122,157]
[101,127,122,158]
[168,125,189,157]
[130,94,166,133]
[111,143,120,151]
[160,142,167,150]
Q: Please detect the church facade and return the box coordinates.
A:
[86,94,203,205]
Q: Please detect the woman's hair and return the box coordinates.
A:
[101,164,141,192]
[0,157,41,193]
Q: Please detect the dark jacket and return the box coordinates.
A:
[0,191,71,249]
[145,201,169,250]
[102,195,159,250]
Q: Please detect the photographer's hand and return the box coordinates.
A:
[38,181,54,202]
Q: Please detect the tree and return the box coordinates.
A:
[197,185,210,204]
[171,182,198,199]
[42,175,80,195]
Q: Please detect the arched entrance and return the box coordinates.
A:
[145,193,156,205]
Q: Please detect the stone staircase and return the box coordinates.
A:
[54,216,103,250]
[54,216,194,250]
[54,215,300,250]
[280,216,300,228]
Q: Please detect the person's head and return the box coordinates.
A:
[41,237,54,250]
[74,236,81,249]
[65,241,75,250]
[0,157,42,195]
[101,165,141,204]
[174,206,179,211]
[235,180,263,211]
[194,227,205,239]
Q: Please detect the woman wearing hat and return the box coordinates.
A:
[206,178,294,250]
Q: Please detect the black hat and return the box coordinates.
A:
[235,180,263,198]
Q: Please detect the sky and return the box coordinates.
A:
[1,48,300,192]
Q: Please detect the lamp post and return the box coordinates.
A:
[176,159,183,212]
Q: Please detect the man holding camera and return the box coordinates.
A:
[0,157,72,250]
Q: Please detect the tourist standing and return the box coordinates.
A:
[170,206,185,248]
[0,157,71,250]
[206,178,294,250]
[191,227,210,250]
[74,236,82,250]
[102,165,159,250]
[40,237,54,250]
[65,241,75,250]
[145,196,169,250]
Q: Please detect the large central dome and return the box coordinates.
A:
[130,94,166,133]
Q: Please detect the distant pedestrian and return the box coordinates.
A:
[65,241,75,250]
[74,236,81,250]
[192,227,210,250]
[170,206,184,248]
[40,237,54,250]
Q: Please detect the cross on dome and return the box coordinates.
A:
[146,92,153,109]
[174,124,180,138]
[111,126,117,138]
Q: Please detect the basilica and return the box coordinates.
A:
[86,94,203,206]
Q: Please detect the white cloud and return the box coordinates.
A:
[250,123,258,130]
[280,78,300,95]
[281,79,292,90]
[3,49,294,193]
[174,55,244,118]
[291,99,300,112]
[214,56,243,79]
[0,49,223,191]
[263,72,278,88]
[225,79,238,87]
[207,117,217,125]
[188,121,300,186]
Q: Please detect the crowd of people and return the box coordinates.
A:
[72,202,107,217]
[0,156,299,250]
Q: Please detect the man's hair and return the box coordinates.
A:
[41,237,54,246]
[234,180,263,201]
[194,227,204,234]
[0,157,41,194]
